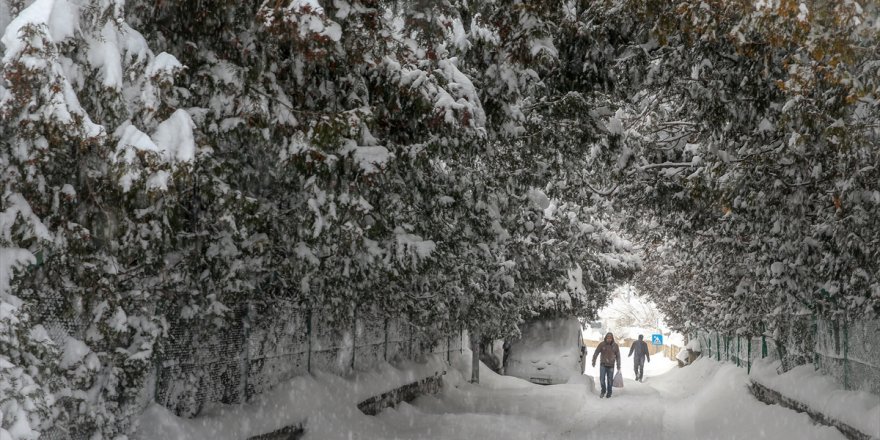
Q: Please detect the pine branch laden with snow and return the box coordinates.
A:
[1,0,195,437]
[0,250,55,440]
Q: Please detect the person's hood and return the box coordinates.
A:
[604,332,615,343]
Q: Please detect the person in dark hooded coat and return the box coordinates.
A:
[591,332,621,398]
[628,334,651,382]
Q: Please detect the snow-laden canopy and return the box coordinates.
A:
[0,0,878,437]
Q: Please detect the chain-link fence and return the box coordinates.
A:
[32,297,465,438]
[154,300,465,418]
[693,316,880,395]
[26,296,151,440]
[814,318,880,395]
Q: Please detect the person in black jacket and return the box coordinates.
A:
[628,334,651,382]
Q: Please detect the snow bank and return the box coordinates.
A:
[751,359,880,437]
[134,355,452,439]
[656,358,847,440]
[135,348,562,439]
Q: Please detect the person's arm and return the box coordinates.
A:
[592,343,600,365]
[645,342,651,362]
[615,344,621,369]
[628,344,634,357]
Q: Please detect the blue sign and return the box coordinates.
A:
[651,334,663,346]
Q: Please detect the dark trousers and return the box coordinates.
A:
[634,357,645,380]
[599,364,615,395]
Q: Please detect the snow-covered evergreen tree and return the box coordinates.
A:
[1,0,876,435]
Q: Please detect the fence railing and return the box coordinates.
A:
[36,299,466,438]
[154,301,466,417]
[691,316,880,394]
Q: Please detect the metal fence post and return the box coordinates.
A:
[726,334,730,361]
[409,315,415,358]
[351,306,358,370]
[812,314,819,370]
[447,331,451,364]
[153,356,162,405]
[716,332,720,361]
[307,308,312,374]
[761,322,767,359]
[240,302,252,403]
[747,336,752,374]
[843,317,849,390]
[736,335,741,367]
[384,318,389,362]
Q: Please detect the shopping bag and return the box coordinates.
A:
[613,370,624,388]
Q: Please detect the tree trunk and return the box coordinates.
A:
[470,328,481,383]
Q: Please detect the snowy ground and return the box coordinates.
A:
[751,359,880,436]
[138,351,855,439]
[374,355,846,440]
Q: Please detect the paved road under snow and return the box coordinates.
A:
[371,355,845,440]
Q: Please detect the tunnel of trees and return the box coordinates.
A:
[1,0,878,436]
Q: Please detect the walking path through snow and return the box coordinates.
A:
[372,354,846,440]
[137,351,853,439]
